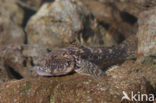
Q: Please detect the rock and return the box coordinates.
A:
[115,0,156,17]
[93,0,156,17]
[26,0,119,50]
[0,61,153,103]
[26,0,82,49]
[137,7,156,57]
[0,45,33,79]
[22,45,48,72]
[22,45,48,58]
[106,60,156,90]
[137,7,156,65]
[0,20,25,45]
[16,0,44,10]
[0,44,49,79]
[0,0,25,45]
[0,0,24,25]
[0,61,11,84]
[81,0,138,39]
[53,74,152,103]
[81,0,156,41]
[0,77,55,103]
[0,1,26,81]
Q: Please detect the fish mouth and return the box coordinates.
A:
[34,66,53,76]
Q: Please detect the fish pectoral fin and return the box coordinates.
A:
[74,59,105,78]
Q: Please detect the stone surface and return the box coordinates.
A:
[0,45,31,79]
[0,60,11,84]
[115,0,156,17]
[16,0,44,10]
[137,7,156,57]
[137,7,156,66]
[0,20,25,45]
[94,0,156,17]
[26,0,83,49]
[0,61,154,103]
[107,60,156,90]
[22,45,48,73]
[0,0,27,83]
[0,44,49,79]
[82,0,138,37]
[26,0,119,51]
[0,0,25,25]
[0,0,25,45]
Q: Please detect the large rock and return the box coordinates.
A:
[0,0,28,83]
[0,44,48,79]
[26,0,119,50]
[0,45,32,79]
[0,20,25,45]
[22,44,48,73]
[0,61,154,103]
[0,0,24,25]
[81,0,156,40]
[137,7,156,57]
[0,0,25,45]
[16,0,44,10]
[137,7,156,66]
[106,60,156,90]
[0,60,11,84]
[114,0,156,17]
[92,0,156,17]
[81,0,138,38]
